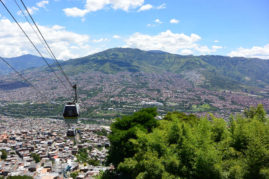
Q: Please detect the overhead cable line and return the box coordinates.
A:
[0,57,64,120]
[20,0,74,89]
[0,56,46,100]
[13,0,52,60]
[13,0,70,91]
[0,0,68,89]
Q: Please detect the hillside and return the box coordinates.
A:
[61,48,269,89]
[1,48,269,119]
[0,54,54,75]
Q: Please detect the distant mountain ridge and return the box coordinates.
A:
[1,48,269,90]
[60,48,269,89]
[0,54,54,75]
[1,48,269,118]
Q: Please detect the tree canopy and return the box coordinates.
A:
[106,108,158,168]
[104,105,269,179]
[30,153,40,163]
[1,150,7,160]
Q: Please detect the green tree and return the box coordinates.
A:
[76,148,100,166]
[106,108,158,169]
[255,104,266,122]
[76,148,89,163]
[70,171,78,179]
[30,153,40,163]
[88,158,100,166]
[244,106,256,118]
[7,176,33,179]
[1,150,7,160]
[244,104,266,122]
[104,105,269,179]
[117,112,223,179]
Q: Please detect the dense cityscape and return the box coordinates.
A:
[1,72,269,119]
[0,117,110,178]
[0,0,268,177]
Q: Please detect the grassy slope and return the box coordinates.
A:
[60,48,269,89]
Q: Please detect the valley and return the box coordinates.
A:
[1,48,269,120]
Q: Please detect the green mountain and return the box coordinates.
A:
[0,54,54,75]
[61,48,269,89]
[2,48,269,119]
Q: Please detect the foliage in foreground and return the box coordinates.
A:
[106,108,158,168]
[104,105,269,179]
[7,176,33,179]
[1,149,7,160]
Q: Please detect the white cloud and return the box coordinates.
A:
[125,30,222,55]
[156,3,166,9]
[26,7,39,15]
[125,30,199,53]
[181,49,193,55]
[113,35,120,39]
[212,45,223,50]
[64,0,144,17]
[64,7,88,17]
[155,19,162,24]
[36,0,49,8]
[228,44,269,59]
[84,0,109,12]
[213,40,219,43]
[194,45,211,54]
[147,19,163,27]
[0,18,99,60]
[194,45,223,54]
[170,18,179,24]
[138,4,153,12]
[93,38,109,43]
[18,0,49,15]
[111,0,144,11]
[147,24,155,27]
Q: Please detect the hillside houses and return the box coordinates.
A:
[0,117,110,178]
[2,72,269,120]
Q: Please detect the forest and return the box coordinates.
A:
[100,105,269,179]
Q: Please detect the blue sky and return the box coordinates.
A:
[0,0,268,59]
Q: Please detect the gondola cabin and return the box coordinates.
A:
[63,102,80,119]
[66,128,77,137]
